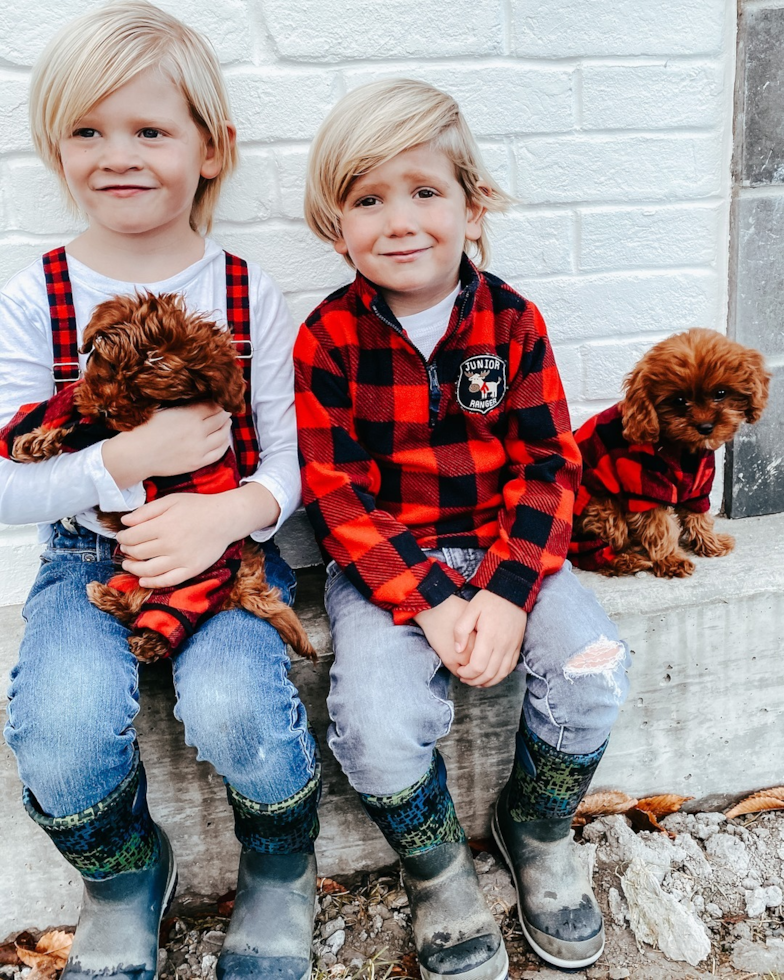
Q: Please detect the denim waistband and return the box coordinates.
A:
[47,518,116,562]
[46,517,283,565]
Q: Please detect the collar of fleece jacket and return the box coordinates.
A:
[294,254,581,625]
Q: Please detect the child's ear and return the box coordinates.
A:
[333,237,349,257]
[200,123,235,180]
[465,191,488,243]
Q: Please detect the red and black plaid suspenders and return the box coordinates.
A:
[41,247,261,477]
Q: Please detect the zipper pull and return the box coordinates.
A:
[427,363,441,428]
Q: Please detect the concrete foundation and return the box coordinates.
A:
[1,513,782,938]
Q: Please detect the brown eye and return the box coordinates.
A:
[713,388,727,401]
[671,395,687,409]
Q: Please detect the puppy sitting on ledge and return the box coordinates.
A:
[569,328,770,577]
[0,291,316,663]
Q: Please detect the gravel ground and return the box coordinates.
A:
[4,810,784,980]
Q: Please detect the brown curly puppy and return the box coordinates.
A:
[569,329,770,577]
[10,292,316,662]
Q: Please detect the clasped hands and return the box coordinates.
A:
[414,590,527,689]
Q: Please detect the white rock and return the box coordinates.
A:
[608,886,628,926]
[621,856,711,966]
[325,930,346,954]
[745,885,782,917]
[321,916,346,939]
[731,938,784,973]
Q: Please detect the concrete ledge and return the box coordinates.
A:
[2,513,783,937]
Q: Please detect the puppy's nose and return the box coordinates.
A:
[695,422,714,435]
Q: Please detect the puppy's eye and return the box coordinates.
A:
[671,395,687,408]
[713,388,727,401]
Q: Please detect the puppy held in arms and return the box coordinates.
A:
[0,292,316,663]
[569,328,770,577]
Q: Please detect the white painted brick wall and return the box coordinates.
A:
[0,0,737,603]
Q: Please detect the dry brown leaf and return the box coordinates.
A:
[626,806,676,838]
[572,790,638,826]
[390,952,421,979]
[16,930,72,979]
[726,787,784,820]
[216,889,236,915]
[467,837,495,854]
[635,794,693,818]
[317,876,348,895]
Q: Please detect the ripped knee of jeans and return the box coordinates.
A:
[563,636,627,698]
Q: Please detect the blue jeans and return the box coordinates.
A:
[4,520,316,818]
[325,548,631,796]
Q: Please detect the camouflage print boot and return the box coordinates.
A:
[361,752,508,980]
[24,746,176,980]
[492,725,607,969]
[217,761,321,980]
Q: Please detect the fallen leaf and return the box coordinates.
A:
[635,794,693,817]
[572,790,638,826]
[216,889,236,915]
[317,876,348,895]
[726,787,784,820]
[0,939,22,966]
[390,952,421,979]
[467,837,495,854]
[626,806,676,838]
[16,930,73,979]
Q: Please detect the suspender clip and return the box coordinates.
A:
[52,361,81,382]
[233,340,253,360]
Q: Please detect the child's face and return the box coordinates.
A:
[58,72,221,244]
[334,146,484,317]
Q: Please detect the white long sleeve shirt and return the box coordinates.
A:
[0,238,300,541]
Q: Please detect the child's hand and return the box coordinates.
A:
[454,590,527,688]
[414,595,476,676]
[116,482,280,588]
[103,403,232,488]
[117,493,237,587]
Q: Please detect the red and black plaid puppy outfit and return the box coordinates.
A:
[0,248,258,657]
[568,403,715,571]
[0,377,245,655]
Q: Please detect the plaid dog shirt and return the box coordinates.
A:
[0,248,259,657]
[568,403,716,570]
[295,256,581,622]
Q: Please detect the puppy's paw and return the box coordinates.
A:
[128,630,170,664]
[652,553,695,578]
[691,532,735,557]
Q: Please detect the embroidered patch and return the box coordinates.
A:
[457,355,507,414]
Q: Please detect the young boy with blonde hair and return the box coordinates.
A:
[296,78,631,975]
[1,4,318,978]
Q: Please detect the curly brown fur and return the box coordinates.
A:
[22,292,315,661]
[226,541,317,660]
[11,427,73,462]
[577,328,770,577]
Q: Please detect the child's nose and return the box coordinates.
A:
[99,136,142,171]
[385,200,417,236]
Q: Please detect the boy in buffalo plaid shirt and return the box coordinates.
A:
[296,79,631,975]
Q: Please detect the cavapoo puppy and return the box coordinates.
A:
[1,292,316,663]
[569,328,770,577]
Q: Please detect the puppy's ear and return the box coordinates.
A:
[621,362,660,444]
[80,295,139,355]
[738,349,771,424]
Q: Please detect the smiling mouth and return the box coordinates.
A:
[382,247,430,258]
[96,185,154,195]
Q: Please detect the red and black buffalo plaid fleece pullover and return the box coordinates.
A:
[294,256,581,624]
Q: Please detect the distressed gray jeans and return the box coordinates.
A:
[325,549,631,796]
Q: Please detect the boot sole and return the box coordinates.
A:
[419,944,508,980]
[155,830,179,980]
[490,811,604,971]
